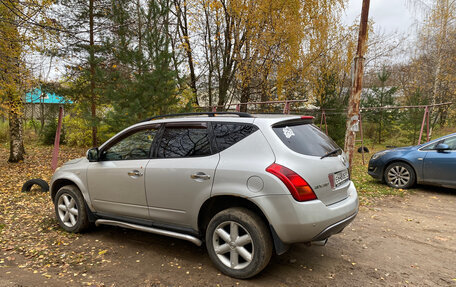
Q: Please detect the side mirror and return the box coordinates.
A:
[87,147,99,162]
[435,143,450,152]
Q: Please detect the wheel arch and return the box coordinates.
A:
[51,176,92,209]
[51,178,97,222]
[197,195,288,255]
[51,178,78,201]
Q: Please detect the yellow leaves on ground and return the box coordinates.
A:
[0,144,103,284]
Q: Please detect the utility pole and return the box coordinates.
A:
[344,0,370,172]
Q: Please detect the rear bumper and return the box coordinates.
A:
[251,182,358,244]
[311,211,357,241]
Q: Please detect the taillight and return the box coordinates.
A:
[266,163,317,202]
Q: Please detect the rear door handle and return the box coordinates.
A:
[128,170,143,177]
[191,172,211,181]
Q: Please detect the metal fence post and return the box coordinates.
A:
[418,106,429,145]
[283,101,290,114]
[51,106,63,171]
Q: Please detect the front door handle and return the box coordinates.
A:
[128,170,143,177]
[191,172,211,181]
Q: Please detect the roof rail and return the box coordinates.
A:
[140,112,253,122]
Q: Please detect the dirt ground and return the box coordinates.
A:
[1,187,455,287]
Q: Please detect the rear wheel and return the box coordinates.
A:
[54,185,90,233]
[384,162,416,189]
[205,207,272,279]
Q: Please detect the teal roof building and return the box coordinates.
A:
[25,88,73,104]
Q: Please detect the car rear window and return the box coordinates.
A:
[212,123,258,152]
[273,121,340,157]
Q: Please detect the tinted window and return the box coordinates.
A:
[213,123,258,152]
[273,122,340,157]
[102,128,157,160]
[157,126,211,158]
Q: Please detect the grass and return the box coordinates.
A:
[351,143,415,206]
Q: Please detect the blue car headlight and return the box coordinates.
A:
[371,150,389,160]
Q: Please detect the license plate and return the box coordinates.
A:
[334,169,349,187]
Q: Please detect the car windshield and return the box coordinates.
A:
[273,121,341,157]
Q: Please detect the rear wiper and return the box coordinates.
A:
[320,148,341,159]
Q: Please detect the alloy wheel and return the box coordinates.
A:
[212,221,254,270]
[57,193,79,228]
[387,165,410,188]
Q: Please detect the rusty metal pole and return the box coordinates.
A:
[418,106,429,145]
[283,101,290,114]
[359,112,365,165]
[51,106,63,171]
[426,106,430,142]
[344,0,370,173]
[320,110,328,135]
[324,112,328,135]
[320,110,324,130]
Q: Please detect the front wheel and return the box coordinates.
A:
[384,162,416,189]
[54,185,90,233]
[205,207,273,279]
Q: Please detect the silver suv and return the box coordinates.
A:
[50,112,358,278]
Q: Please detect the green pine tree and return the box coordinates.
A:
[362,67,398,144]
[103,0,181,130]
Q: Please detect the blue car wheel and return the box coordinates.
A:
[384,162,416,189]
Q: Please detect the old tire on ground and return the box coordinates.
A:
[54,185,90,233]
[21,178,49,192]
[384,162,416,189]
[357,146,369,153]
[205,207,273,279]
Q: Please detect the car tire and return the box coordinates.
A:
[205,207,273,279]
[384,162,416,189]
[54,185,90,233]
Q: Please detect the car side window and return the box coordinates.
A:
[421,142,439,151]
[422,136,456,151]
[212,123,258,152]
[443,137,456,150]
[157,124,211,158]
[102,128,158,161]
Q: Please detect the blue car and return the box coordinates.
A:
[368,133,456,189]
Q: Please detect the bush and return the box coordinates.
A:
[40,118,65,145]
[25,119,41,132]
[63,107,113,147]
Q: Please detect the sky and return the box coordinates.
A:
[343,0,419,36]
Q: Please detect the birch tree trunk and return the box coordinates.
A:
[8,100,25,163]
